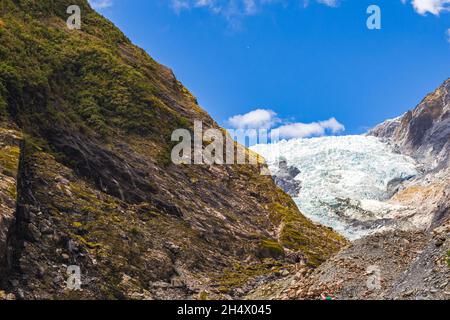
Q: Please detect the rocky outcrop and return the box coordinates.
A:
[0,127,21,270]
[272,159,302,197]
[370,79,450,169]
[0,0,346,300]
[369,79,450,232]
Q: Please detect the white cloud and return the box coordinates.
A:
[316,0,339,7]
[171,0,450,17]
[227,109,345,139]
[276,117,345,139]
[447,28,450,42]
[170,0,450,24]
[89,0,113,9]
[227,109,279,129]
[402,0,450,15]
[170,0,338,18]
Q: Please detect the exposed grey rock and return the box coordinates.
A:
[272,158,302,197]
[369,78,450,169]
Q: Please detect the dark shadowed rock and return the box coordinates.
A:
[272,159,302,197]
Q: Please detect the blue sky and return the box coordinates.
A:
[90,0,449,137]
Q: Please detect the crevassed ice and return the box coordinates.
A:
[251,135,419,240]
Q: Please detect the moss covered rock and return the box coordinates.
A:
[257,239,285,259]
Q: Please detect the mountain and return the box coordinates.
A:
[0,0,346,299]
[370,79,450,169]
[369,79,450,230]
[249,79,450,300]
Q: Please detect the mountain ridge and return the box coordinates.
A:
[0,0,346,300]
[370,79,450,169]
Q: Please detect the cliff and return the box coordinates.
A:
[370,79,450,169]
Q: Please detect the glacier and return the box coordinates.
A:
[251,135,420,239]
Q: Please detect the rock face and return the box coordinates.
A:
[0,128,21,267]
[271,159,302,197]
[369,78,450,232]
[0,0,346,299]
[370,79,450,169]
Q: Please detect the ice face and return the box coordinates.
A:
[251,135,419,239]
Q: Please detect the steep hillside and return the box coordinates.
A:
[369,79,450,230]
[0,0,346,299]
[0,127,21,269]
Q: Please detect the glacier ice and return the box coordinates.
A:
[251,135,420,239]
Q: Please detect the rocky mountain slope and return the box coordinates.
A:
[0,0,347,300]
[370,79,450,231]
[0,128,21,270]
[248,79,450,300]
[370,79,450,169]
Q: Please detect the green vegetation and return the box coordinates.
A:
[0,0,190,144]
[198,291,209,300]
[0,82,7,120]
[218,260,285,294]
[257,239,285,259]
[0,145,19,177]
[268,190,347,267]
